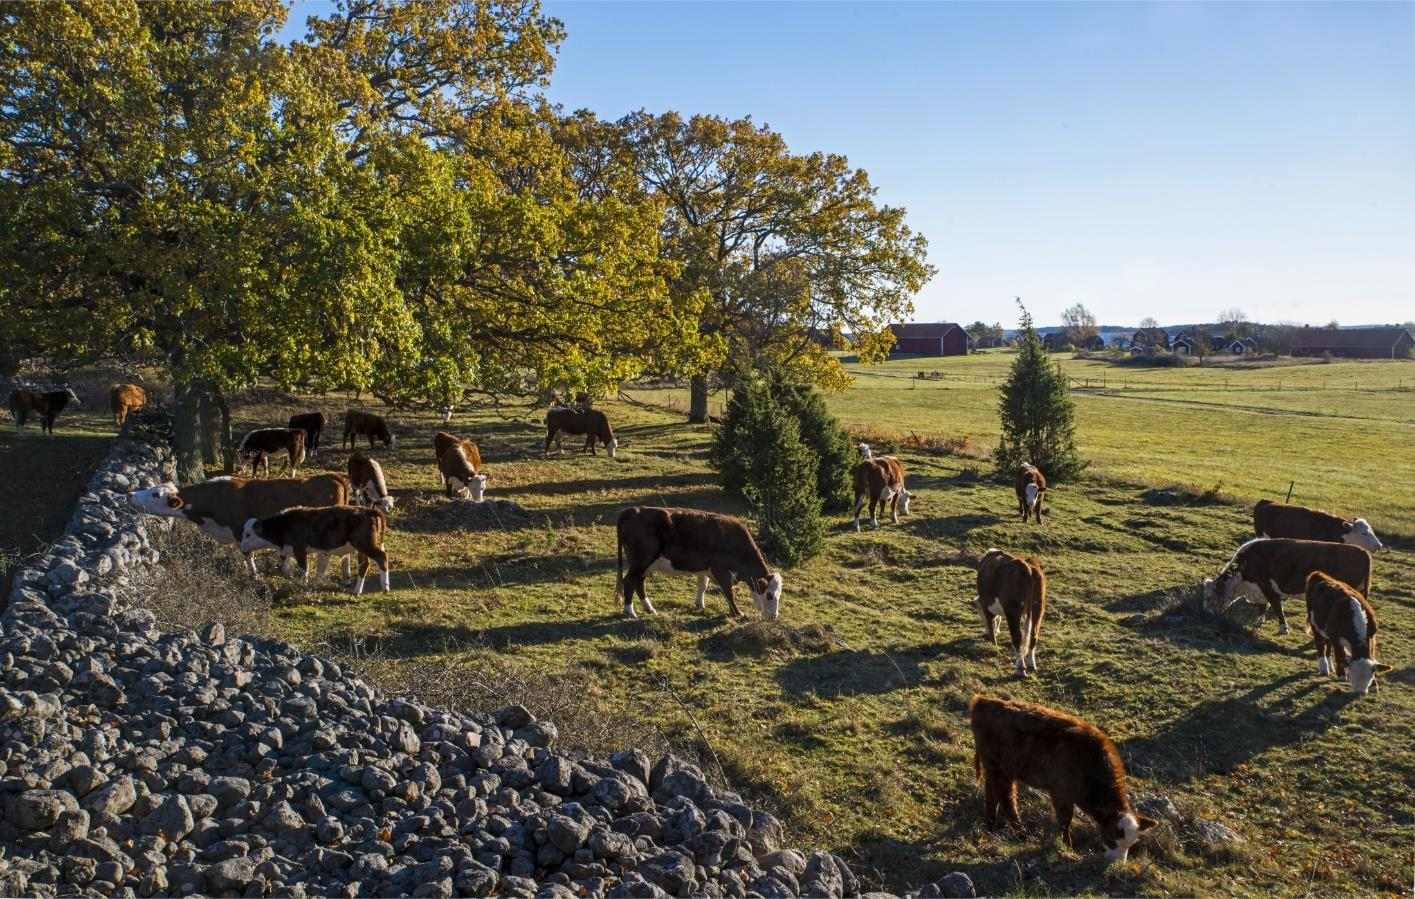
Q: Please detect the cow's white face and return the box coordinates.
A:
[376,496,395,513]
[1347,658,1392,695]
[751,573,783,620]
[129,484,185,517]
[452,474,488,502]
[901,489,914,514]
[439,406,454,423]
[1202,570,1247,605]
[239,518,277,553]
[1024,483,1040,508]
[607,437,619,458]
[1344,519,1382,552]
[857,443,872,460]
[64,388,80,406]
[1102,811,1154,862]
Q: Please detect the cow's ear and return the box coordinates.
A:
[1374,662,1394,674]
[754,578,768,594]
[1136,814,1158,832]
[166,494,183,509]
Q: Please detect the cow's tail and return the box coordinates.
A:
[614,525,624,600]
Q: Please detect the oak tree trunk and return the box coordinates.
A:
[688,375,709,423]
[172,381,205,484]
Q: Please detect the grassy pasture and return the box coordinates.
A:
[208,391,1415,897]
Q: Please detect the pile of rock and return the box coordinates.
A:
[0,411,864,897]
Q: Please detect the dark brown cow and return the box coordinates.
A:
[240,505,390,595]
[129,475,347,575]
[1014,463,1047,523]
[343,409,396,450]
[288,412,326,459]
[616,506,781,619]
[1203,538,1372,635]
[544,407,618,457]
[348,454,395,513]
[851,455,912,531]
[237,428,306,477]
[8,387,80,436]
[1254,499,1382,552]
[1305,571,1392,695]
[970,696,1157,861]
[110,384,147,428]
[973,549,1047,677]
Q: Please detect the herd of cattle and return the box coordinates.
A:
[6,385,1399,864]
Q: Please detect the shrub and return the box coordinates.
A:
[768,380,855,510]
[994,303,1086,481]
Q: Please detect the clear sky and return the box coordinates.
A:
[281,2,1415,328]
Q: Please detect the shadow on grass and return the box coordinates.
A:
[774,645,943,698]
[511,471,717,499]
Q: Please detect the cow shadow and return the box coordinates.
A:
[1103,585,1306,658]
[774,644,943,698]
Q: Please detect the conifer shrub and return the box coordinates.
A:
[994,304,1087,480]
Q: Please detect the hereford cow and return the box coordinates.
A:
[129,475,347,575]
[1203,538,1372,635]
[343,409,396,450]
[970,696,1157,861]
[437,446,487,502]
[348,454,395,513]
[288,412,326,459]
[974,549,1047,677]
[1015,463,1047,523]
[110,384,147,428]
[616,506,782,620]
[1254,499,1382,552]
[240,505,390,595]
[852,455,913,531]
[1305,571,1392,695]
[544,407,618,457]
[237,428,306,477]
[433,431,483,471]
[8,387,80,437]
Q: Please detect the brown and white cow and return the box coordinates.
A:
[852,451,913,531]
[342,409,396,450]
[1254,499,1382,552]
[110,384,147,428]
[1203,538,1372,635]
[974,549,1047,677]
[348,454,395,513]
[8,387,80,437]
[240,505,390,595]
[129,475,347,575]
[616,506,782,619]
[1305,571,1392,695]
[237,428,306,477]
[434,431,487,501]
[544,407,618,457]
[1015,463,1047,523]
[970,696,1157,861]
[288,412,325,459]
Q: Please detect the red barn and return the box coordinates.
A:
[890,322,970,356]
[1291,327,1414,360]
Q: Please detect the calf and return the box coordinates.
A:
[852,456,913,531]
[8,387,80,436]
[437,441,487,501]
[1014,463,1047,523]
[616,506,782,619]
[110,384,147,428]
[348,454,395,513]
[343,409,396,450]
[288,412,326,459]
[973,549,1047,676]
[1305,571,1392,695]
[1254,499,1381,552]
[129,475,347,575]
[1203,538,1372,635]
[970,696,1157,861]
[240,506,390,595]
[237,428,306,477]
[433,430,484,471]
[545,406,618,457]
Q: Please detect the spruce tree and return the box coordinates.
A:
[769,380,855,511]
[995,301,1086,480]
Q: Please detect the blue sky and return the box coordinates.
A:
[281,2,1414,328]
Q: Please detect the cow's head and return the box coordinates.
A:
[1101,810,1157,863]
[450,473,488,503]
[1347,657,1393,695]
[239,517,277,554]
[606,437,619,458]
[129,484,186,517]
[856,443,873,460]
[1024,482,1040,509]
[1343,519,1382,552]
[63,387,81,407]
[901,489,915,514]
[375,496,396,513]
[750,573,783,620]
[439,406,454,424]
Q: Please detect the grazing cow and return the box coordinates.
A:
[342,409,396,450]
[240,505,390,595]
[237,428,306,477]
[852,455,913,531]
[1014,463,1047,523]
[8,388,80,437]
[437,444,487,502]
[1305,571,1392,695]
[973,549,1047,677]
[433,430,484,471]
[110,384,147,428]
[1203,538,1372,635]
[616,506,782,619]
[348,454,395,513]
[129,475,347,575]
[544,406,618,457]
[288,412,326,459]
[1254,499,1382,552]
[969,696,1157,861]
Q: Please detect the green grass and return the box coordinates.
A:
[212,392,1414,897]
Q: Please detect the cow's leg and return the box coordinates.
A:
[1001,778,1022,826]
[544,429,554,456]
[974,597,998,644]
[982,770,1000,829]
[354,554,371,596]
[244,552,259,577]
[1026,608,1042,672]
[852,492,867,532]
[1006,612,1028,676]
[583,434,594,455]
[890,488,901,523]
[1036,496,1044,523]
[367,545,390,592]
[621,568,642,617]
[713,567,744,617]
[869,494,881,529]
[294,548,309,584]
[1018,497,1027,521]
[1259,581,1290,634]
[1051,795,1074,847]
[280,555,295,577]
[1315,635,1332,676]
[315,554,330,581]
[694,574,709,610]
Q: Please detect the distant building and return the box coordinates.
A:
[1132,327,1170,351]
[1041,332,1067,351]
[976,335,1007,348]
[1291,327,1414,360]
[1172,335,1196,355]
[1078,334,1106,350]
[889,322,970,356]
